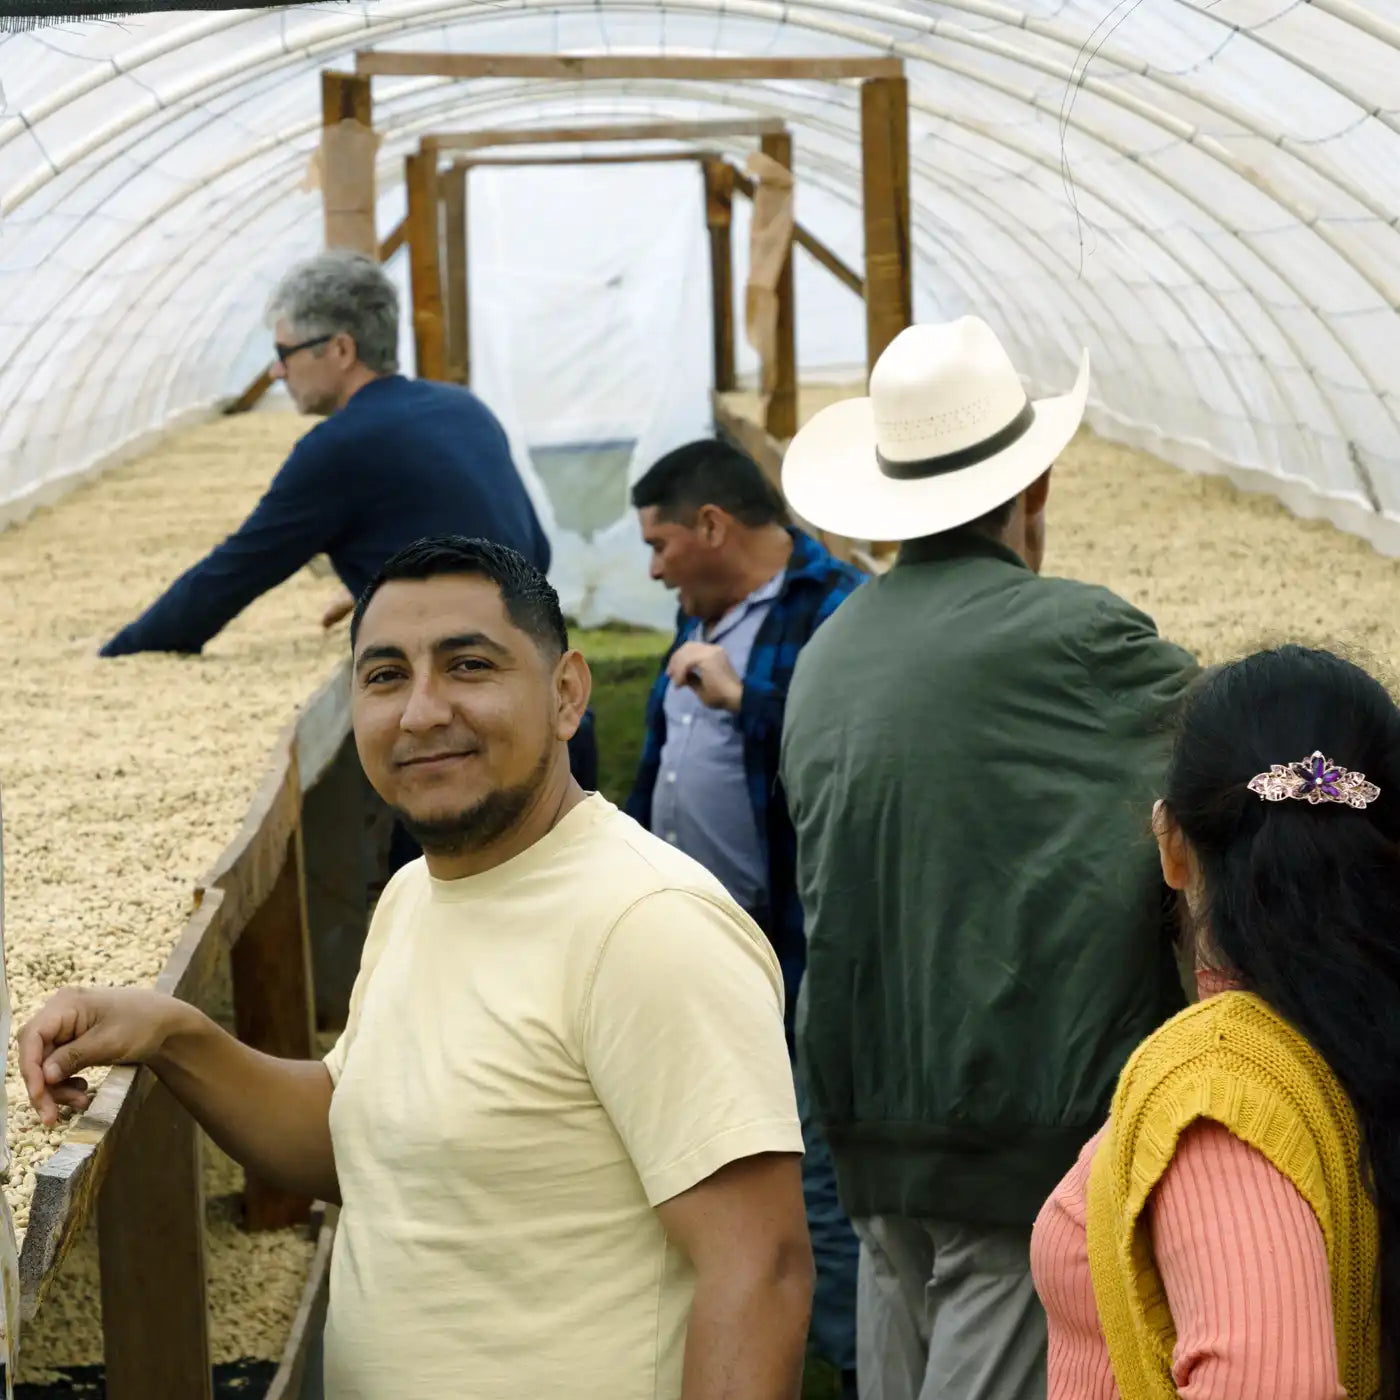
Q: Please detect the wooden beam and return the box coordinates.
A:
[232,824,317,1230]
[703,157,736,394]
[378,214,408,263]
[405,149,448,381]
[423,117,785,152]
[731,167,864,298]
[459,151,712,169]
[98,1081,212,1400]
[323,68,371,126]
[356,51,904,81]
[443,166,469,385]
[860,75,912,372]
[264,1206,339,1400]
[320,71,376,257]
[760,131,798,442]
[222,216,408,417]
[292,658,353,796]
[224,366,275,416]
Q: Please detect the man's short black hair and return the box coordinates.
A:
[630,438,788,529]
[350,536,568,657]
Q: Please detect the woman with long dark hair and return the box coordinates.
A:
[1031,645,1393,1399]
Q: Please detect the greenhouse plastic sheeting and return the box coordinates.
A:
[0,1,1397,624]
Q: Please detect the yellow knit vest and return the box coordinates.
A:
[1085,991,1381,1400]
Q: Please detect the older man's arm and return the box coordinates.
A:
[99,435,346,656]
[658,1152,813,1400]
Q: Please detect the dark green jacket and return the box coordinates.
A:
[780,533,1198,1227]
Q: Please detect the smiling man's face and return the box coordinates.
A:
[351,572,561,856]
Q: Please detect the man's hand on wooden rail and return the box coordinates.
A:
[18,987,341,1205]
[18,986,172,1123]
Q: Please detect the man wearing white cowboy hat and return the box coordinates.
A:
[779,317,1198,1400]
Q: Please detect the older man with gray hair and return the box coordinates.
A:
[100,249,552,658]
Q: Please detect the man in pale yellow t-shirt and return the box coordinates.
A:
[18,535,813,1400]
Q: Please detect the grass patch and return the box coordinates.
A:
[575,626,670,805]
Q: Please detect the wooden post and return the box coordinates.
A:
[98,1081,212,1400]
[860,76,913,374]
[320,72,376,256]
[405,150,447,381]
[703,158,736,394]
[232,828,316,1230]
[759,132,797,441]
[302,736,373,1031]
[443,166,470,385]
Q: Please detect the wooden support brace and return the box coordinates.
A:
[98,1081,212,1400]
[405,150,448,382]
[460,150,712,169]
[443,166,469,386]
[731,168,864,298]
[759,131,798,442]
[224,366,275,416]
[703,158,736,394]
[301,739,373,1032]
[321,72,377,258]
[232,827,317,1230]
[378,214,408,263]
[424,117,784,151]
[356,51,905,81]
[264,1206,339,1400]
[860,75,913,373]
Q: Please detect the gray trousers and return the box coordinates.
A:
[854,1216,1047,1400]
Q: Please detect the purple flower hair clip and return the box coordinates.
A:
[1247,751,1380,809]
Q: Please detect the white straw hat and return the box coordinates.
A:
[782,317,1090,542]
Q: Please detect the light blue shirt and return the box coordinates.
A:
[652,571,784,916]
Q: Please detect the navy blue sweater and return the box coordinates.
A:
[102,376,551,656]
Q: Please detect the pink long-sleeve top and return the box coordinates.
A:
[1031,967,1346,1400]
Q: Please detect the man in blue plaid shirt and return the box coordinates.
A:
[626,437,864,1400]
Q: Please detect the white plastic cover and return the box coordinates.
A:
[0,1,1397,620]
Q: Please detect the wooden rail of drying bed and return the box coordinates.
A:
[17,659,357,1399]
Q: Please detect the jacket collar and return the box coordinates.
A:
[895,529,1029,574]
[783,527,838,587]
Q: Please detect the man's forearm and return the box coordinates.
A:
[151,1001,339,1203]
[680,1254,813,1400]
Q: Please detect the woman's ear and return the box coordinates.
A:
[1153,799,1192,892]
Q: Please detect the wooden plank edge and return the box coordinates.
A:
[455,150,714,170]
[293,659,352,796]
[195,726,300,932]
[730,167,864,297]
[355,51,905,81]
[422,117,785,152]
[263,1204,338,1400]
[18,888,233,1322]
